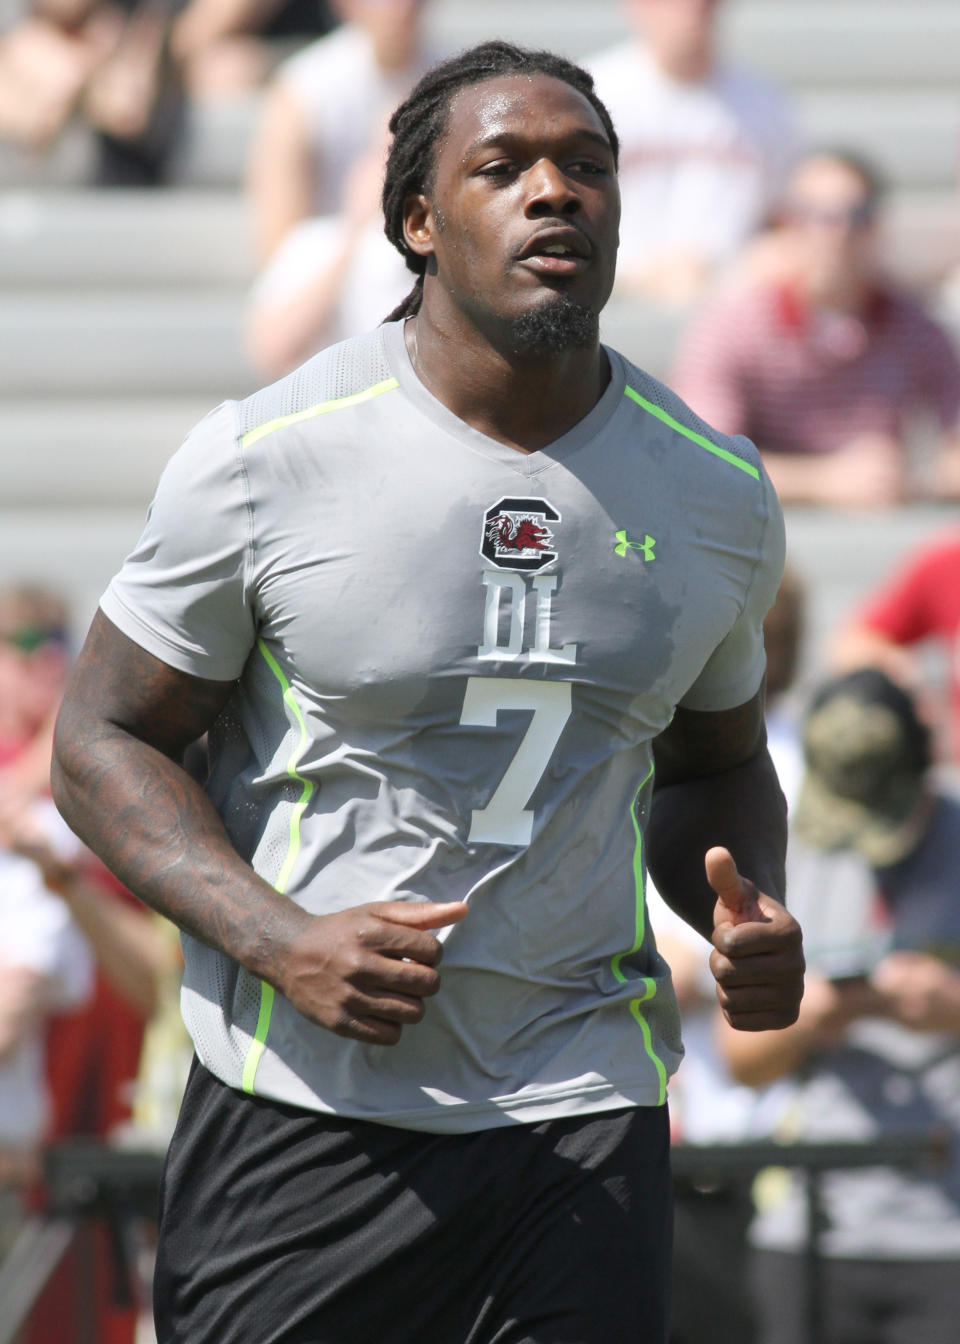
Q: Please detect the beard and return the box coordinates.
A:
[508,293,598,355]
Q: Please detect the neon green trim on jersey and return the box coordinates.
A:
[611,760,668,1105]
[240,377,400,450]
[623,384,760,480]
[240,638,317,1095]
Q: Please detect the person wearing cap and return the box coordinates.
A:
[720,668,960,1344]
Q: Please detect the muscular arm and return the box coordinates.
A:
[647,687,803,1030]
[51,611,465,1044]
[648,690,786,937]
[51,610,281,966]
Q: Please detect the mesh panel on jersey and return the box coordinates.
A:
[627,365,758,469]
[261,803,298,886]
[237,327,394,441]
[233,967,264,1019]
[184,948,244,1086]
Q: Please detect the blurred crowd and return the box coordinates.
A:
[2,0,960,1341]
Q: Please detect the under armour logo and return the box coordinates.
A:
[614,530,656,562]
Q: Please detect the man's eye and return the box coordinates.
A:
[571,161,607,175]
[479,162,515,177]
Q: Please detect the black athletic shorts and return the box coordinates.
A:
[154,1060,672,1344]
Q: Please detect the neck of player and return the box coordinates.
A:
[404,303,610,455]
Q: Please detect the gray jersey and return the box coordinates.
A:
[101,320,784,1132]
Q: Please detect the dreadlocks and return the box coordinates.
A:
[381,40,619,323]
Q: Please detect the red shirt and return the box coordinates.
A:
[857,533,960,754]
[671,280,960,456]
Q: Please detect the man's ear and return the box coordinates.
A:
[402,193,435,262]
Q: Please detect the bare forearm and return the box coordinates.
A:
[55,877,170,1018]
[51,719,308,987]
[717,1005,822,1085]
[247,240,357,378]
[647,748,787,939]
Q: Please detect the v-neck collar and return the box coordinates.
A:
[381,319,627,478]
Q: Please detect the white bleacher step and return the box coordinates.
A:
[0,295,687,399]
[426,3,627,60]
[0,189,252,288]
[0,398,216,507]
[432,0,960,86]
[0,507,151,635]
[721,2,960,86]
[796,88,959,189]
[0,291,255,396]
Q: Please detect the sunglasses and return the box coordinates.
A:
[786,200,876,230]
[0,624,69,654]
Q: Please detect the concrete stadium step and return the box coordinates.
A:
[0,398,215,507]
[720,2,960,86]
[797,88,959,190]
[0,508,150,638]
[0,291,254,396]
[0,295,681,399]
[0,190,252,288]
[432,0,960,86]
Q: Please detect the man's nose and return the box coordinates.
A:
[524,158,580,216]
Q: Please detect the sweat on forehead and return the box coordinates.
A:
[443,74,613,163]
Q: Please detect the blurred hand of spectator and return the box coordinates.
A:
[7,805,166,1020]
[171,0,282,63]
[0,0,122,149]
[871,950,960,1033]
[762,432,906,509]
[82,0,169,142]
[719,971,885,1088]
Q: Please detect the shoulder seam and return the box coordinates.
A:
[240,377,400,451]
[623,384,759,480]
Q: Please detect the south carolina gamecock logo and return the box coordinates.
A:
[481,497,560,572]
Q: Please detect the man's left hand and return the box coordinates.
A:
[706,846,804,1031]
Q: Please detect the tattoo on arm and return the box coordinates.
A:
[51,611,306,980]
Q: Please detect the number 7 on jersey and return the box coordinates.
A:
[460,677,572,846]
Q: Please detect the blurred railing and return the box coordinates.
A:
[0,1131,948,1344]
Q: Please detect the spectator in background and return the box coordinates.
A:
[0,584,150,1342]
[0,0,184,185]
[0,812,93,1258]
[588,0,797,307]
[721,669,960,1344]
[671,149,960,507]
[0,585,70,792]
[170,0,335,101]
[245,0,432,377]
[832,529,960,764]
[0,0,331,185]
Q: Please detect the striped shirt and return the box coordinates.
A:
[671,281,960,457]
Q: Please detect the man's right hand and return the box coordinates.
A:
[275,900,469,1046]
